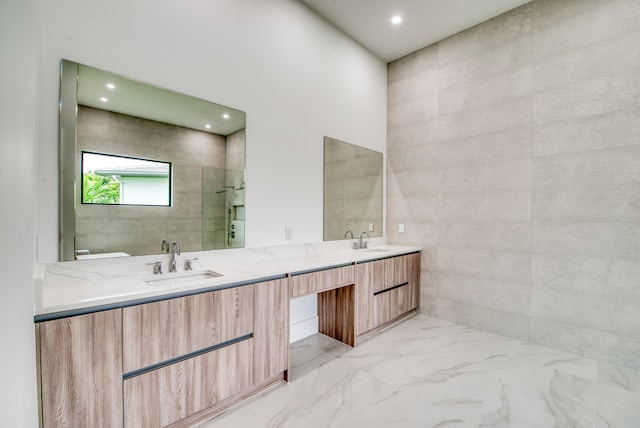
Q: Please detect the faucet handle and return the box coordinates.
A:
[172,241,181,256]
[352,242,359,250]
[184,257,198,271]
[161,239,169,253]
[146,261,163,275]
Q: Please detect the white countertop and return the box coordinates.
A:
[34,241,420,319]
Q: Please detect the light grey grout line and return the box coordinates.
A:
[529,19,535,345]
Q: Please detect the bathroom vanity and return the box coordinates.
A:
[34,245,420,427]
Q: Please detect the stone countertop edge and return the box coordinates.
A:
[34,245,421,321]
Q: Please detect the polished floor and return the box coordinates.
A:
[199,315,640,428]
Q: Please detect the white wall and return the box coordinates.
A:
[37,0,387,262]
[0,0,40,425]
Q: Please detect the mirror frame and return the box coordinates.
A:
[59,59,78,261]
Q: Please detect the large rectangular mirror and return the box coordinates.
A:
[323,137,383,241]
[59,59,246,261]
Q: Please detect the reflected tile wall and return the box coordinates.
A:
[76,106,226,255]
[386,0,640,369]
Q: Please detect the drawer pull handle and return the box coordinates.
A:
[122,333,253,380]
[373,282,409,296]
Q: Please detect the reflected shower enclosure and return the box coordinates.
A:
[202,167,245,250]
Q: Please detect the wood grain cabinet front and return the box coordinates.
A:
[122,285,254,374]
[289,264,354,298]
[123,339,253,427]
[355,253,420,340]
[38,309,123,428]
[253,278,290,384]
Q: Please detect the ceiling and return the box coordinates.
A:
[300,0,534,62]
[77,64,246,137]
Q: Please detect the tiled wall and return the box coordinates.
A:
[387,0,640,369]
[76,106,226,255]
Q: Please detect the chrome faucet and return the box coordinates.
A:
[358,231,370,249]
[169,241,181,272]
[184,257,198,271]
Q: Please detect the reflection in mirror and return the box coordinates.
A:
[323,137,383,241]
[81,152,171,206]
[59,60,246,260]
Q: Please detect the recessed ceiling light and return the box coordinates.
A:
[205,124,212,129]
[391,15,402,25]
[100,97,108,102]
[222,113,230,119]
[106,83,115,89]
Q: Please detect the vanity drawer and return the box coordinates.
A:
[122,285,253,373]
[290,264,354,298]
[123,338,253,427]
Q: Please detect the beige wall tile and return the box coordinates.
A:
[532,253,640,297]
[533,183,640,222]
[531,288,640,337]
[533,146,640,189]
[437,220,531,252]
[438,271,531,315]
[438,4,532,68]
[532,0,640,60]
[438,189,532,222]
[437,127,532,168]
[437,246,531,285]
[533,105,640,157]
[436,297,530,341]
[532,221,640,260]
[439,158,532,193]
[530,318,640,370]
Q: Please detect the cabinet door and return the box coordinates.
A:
[374,253,420,326]
[123,285,253,373]
[123,339,253,427]
[355,259,383,336]
[254,278,289,384]
[39,310,123,428]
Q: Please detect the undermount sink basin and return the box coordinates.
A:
[364,248,393,252]
[145,270,223,286]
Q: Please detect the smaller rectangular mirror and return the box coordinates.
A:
[323,137,383,241]
[81,152,171,206]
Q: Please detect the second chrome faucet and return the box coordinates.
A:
[169,241,181,272]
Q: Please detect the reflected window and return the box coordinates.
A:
[81,152,171,206]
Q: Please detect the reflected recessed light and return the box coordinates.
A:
[205,124,212,129]
[222,113,230,119]
[391,15,402,25]
[100,97,108,102]
[106,83,115,89]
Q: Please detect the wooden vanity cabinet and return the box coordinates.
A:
[355,253,420,341]
[38,279,290,428]
[38,309,123,428]
[253,278,290,384]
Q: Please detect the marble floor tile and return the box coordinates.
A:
[597,363,640,428]
[197,315,640,428]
